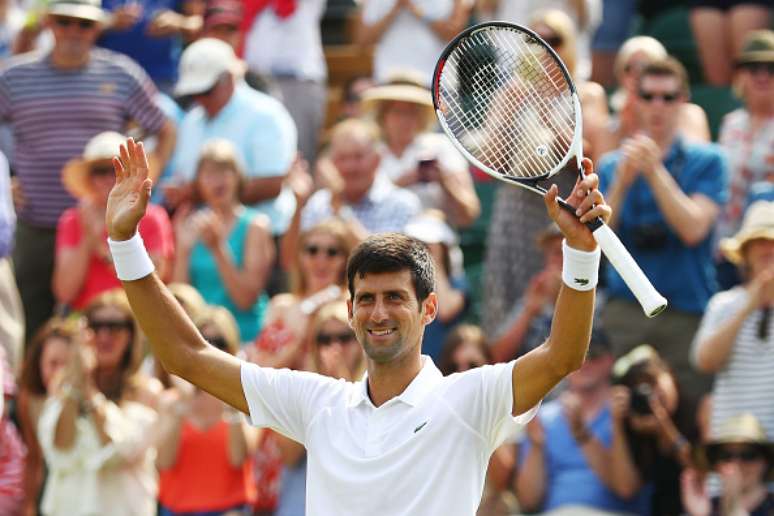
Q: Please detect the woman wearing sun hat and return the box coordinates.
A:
[717,30,774,243]
[360,74,481,229]
[682,413,774,516]
[692,201,774,443]
[53,131,174,311]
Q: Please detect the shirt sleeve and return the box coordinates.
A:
[118,54,167,135]
[240,362,345,444]
[138,205,173,258]
[243,101,297,177]
[687,144,729,206]
[55,209,82,250]
[451,361,538,450]
[690,289,745,367]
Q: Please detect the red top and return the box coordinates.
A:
[158,420,253,512]
[55,204,173,310]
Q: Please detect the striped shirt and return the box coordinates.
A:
[692,286,774,439]
[0,49,166,227]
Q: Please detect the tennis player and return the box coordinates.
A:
[106,138,611,515]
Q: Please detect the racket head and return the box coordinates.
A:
[432,21,584,188]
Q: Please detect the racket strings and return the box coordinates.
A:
[438,26,577,179]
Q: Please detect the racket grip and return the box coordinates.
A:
[592,224,667,318]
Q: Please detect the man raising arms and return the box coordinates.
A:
[106,139,611,515]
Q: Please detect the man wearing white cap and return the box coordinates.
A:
[164,37,298,237]
[0,0,175,340]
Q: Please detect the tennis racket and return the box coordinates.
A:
[432,21,667,318]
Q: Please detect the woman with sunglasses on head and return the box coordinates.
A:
[716,31,774,252]
[156,305,258,516]
[16,317,78,516]
[53,131,174,312]
[271,300,365,516]
[172,138,275,344]
[682,413,774,516]
[37,289,160,516]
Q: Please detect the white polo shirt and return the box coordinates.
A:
[240,356,537,515]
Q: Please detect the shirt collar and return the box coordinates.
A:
[347,356,443,409]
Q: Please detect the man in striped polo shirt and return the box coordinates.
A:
[0,0,176,340]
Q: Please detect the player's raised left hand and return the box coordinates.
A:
[106,138,152,242]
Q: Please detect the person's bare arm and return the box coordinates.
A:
[52,238,97,305]
[148,119,176,183]
[633,135,719,246]
[356,0,405,46]
[607,388,643,498]
[224,407,252,467]
[275,432,306,467]
[437,164,481,228]
[419,0,472,42]
[240,175,285,205]
[679,104,711,143]
[514,420,547,512]
[511,160,610,415]
[107,138,249,413]
[694,270,774,372]
[209,216,274,310]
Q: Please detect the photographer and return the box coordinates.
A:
[611,345,694,516]
[597,56,729,439]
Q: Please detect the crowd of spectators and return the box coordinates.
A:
[0,0,771,515]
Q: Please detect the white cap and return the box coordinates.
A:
[174,38,243,97]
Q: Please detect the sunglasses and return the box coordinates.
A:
[738,62,774,75]
[714,447,764,464]
[90,164,114,177]
[316,331,356,346]
[89,319,133,333]
[638,90,681,103]
[53,16,96,29]
[205,336,229,351]
[304,244,342,258]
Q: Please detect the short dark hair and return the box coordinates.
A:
[347,233,435,305]
[638,56,690,98]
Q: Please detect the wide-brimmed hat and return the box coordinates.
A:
[736,30,774,66]
[61,131,124,200]
[47,0,107,22]
[174,38,245,97]
[719,201,774,265]
[695,413,774,479]
[360,74,436,131]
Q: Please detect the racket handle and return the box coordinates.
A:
[592,223,668,318]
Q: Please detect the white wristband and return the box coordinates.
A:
[107,232,155,281]
[561,239,600,291]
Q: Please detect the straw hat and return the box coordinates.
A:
[719,201,774,265]
[61,131,124,200]
[695,413,774,480]
[736,30,774,66]
[360,73,436,131]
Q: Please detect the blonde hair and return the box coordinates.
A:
[193,138,246,203]
[290,219,352,296]
[530,9,578,77]
[614,36,668,81]
[194,305,241,354]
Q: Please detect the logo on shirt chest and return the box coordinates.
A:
[99,82,117,95]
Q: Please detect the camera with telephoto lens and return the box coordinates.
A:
[629,383,654,415]
[630,223,668,251]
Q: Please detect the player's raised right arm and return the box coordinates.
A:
[106,138,248,413]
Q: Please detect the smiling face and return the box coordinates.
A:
[300,230,347,294]
[329,125,381,203]
[87,305,133,370]
[40,336,72,394]
[195,159,240,208]
[635,74,684,140]
[348,270,437,365]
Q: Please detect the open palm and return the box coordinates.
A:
[106,138,153,241]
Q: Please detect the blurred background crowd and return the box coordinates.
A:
[0,0,772,515]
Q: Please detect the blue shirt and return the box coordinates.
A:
[598,138,729,313]
[168,83,298,234]
[189,208,268,342]
[150,92,184,205]
[521,400,652,514]
[97,0,181,85]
